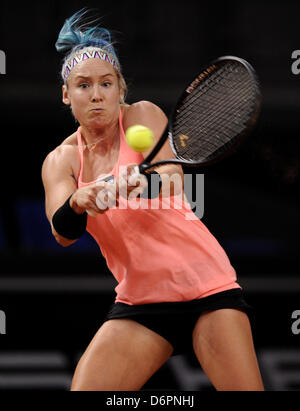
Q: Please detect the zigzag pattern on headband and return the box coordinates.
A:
[63,48,119,80]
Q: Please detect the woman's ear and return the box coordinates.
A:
[62,84,71,106]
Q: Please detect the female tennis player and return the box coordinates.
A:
[42,9,264,391]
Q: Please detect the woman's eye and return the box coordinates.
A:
[79,84,88,88]
[103,82,111,87]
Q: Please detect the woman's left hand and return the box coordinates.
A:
[116,164,148,200]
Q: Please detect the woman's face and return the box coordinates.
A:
[62,58,123,130]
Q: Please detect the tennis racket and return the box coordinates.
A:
[105,55,261,182]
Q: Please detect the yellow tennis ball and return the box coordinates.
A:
[125,125,154,152]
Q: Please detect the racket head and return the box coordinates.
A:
[168,56,262,167]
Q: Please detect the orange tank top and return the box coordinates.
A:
[77,110,240,305]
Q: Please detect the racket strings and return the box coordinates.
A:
[176,67,254,155]
[189,84,256,152]
[172,61,258,162]
[178,65,250,121]
[175,72,255,159]
[187,64,255,120]
[182,84,252,144]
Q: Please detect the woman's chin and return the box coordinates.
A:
[83,118,107,130]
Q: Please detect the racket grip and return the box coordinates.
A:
[103,164,151,182]
[103,175,115,183]
[139,163,152,174]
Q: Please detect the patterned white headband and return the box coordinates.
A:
[62,48,119,81]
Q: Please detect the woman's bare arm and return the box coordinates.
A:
[42,145,79,247]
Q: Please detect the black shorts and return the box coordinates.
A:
[105,289,251,356]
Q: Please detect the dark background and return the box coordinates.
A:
[0,0,299,391]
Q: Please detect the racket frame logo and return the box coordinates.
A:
[179,134,189,148]
[186,64,216,94]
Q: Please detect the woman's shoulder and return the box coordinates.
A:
[59,130,79,150]
[42,131,79,173]
[122,101,167,130]
[123,100,165,116]
[48,131,78,154]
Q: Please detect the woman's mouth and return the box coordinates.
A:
[91,108,103,113]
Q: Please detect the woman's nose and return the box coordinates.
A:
[91,85,103,102]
